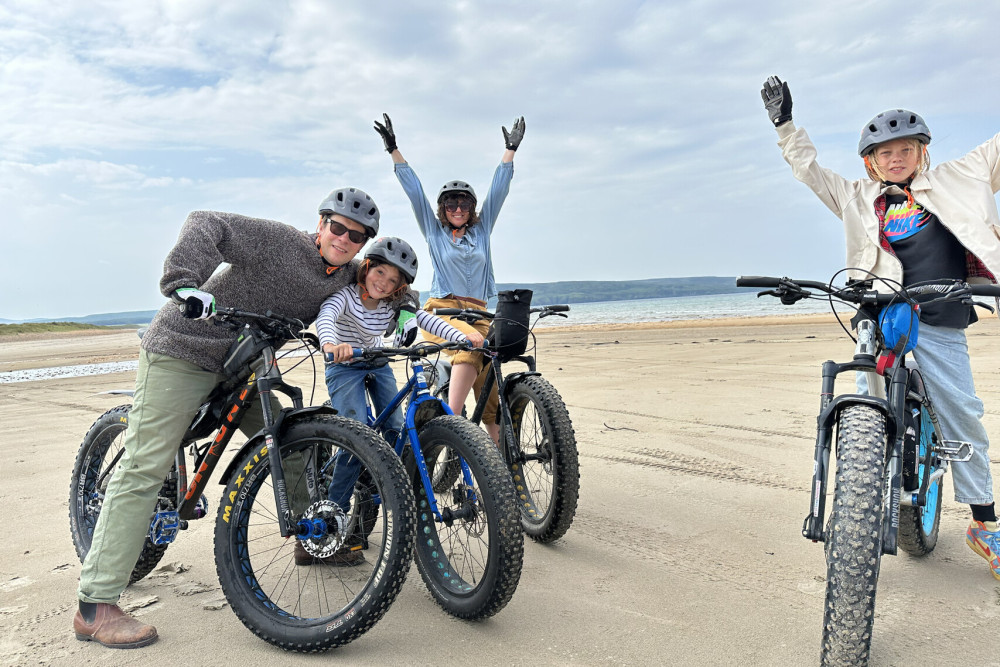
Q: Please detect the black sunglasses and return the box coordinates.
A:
[444,199,473,213]
[325,218,368,244]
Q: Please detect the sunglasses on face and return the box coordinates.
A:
[444,199,473,213]
[325,218,368,244]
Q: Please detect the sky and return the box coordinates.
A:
[3,0,1000,320]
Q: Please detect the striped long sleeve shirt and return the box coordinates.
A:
[316,284,468,353]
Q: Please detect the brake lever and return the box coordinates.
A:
[969,299,996,314]
[758,287,807,305]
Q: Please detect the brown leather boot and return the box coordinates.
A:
[73,603,158,649]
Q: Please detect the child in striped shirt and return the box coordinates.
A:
[310,237,476,565]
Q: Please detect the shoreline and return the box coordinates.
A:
[0,313,841,375]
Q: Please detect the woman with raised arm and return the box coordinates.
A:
[373,113,525,443]
[761,75,1000,580]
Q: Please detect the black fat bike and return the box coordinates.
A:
[737,275,1000,666]
[68,307,416,651]
[431,290,580,543]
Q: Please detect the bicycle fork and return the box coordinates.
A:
[803,319,892,544]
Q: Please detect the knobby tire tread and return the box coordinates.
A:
[508,375,580,542]
[821,404,888,667]
[214,415,415,652]
[413,415,524,620]
[68,404,172,585]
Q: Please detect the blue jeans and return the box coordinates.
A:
[324,362,403,512]
[857,323,994,504]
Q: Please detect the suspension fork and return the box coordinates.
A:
[803,360,838,542]
[253,347,302,538]
[803,318,895,543]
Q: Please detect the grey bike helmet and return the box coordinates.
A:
[365,236,418,284]
[437,180,477,204]
[318,187,380,237]
[858,109,931,156]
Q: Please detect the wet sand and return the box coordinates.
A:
[2,316,1000,666]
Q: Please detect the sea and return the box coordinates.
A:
[0,292,835,384]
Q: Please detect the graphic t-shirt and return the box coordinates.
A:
[883,194,973,328]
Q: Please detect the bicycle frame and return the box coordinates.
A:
[468,352,541,468]
[363,354,478,523]
[145,333,335,542]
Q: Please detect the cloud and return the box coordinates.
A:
[2,0,1000,319]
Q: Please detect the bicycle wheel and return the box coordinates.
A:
[821,404,888,667]
[506,375,580,542]
[214,414,415,652]
[898,404,942,555]
[412,415,523,620]
[429,381,463,492]
[69,405,175,584]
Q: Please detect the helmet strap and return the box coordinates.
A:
[314,234,342,274]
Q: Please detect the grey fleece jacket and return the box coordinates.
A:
[141,211,361,373]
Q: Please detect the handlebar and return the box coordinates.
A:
[211,307,317,348]
[737,275,1000,308]
[432,304,571,321]
[324,340,473,364]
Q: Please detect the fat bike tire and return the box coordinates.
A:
[506,375,580,542]
[68,404,174,584]
[214,415,415,652]
[412,415,524,620]
[821,404,888,667]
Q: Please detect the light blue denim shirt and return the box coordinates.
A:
[394,160,513,302]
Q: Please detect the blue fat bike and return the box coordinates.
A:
[737,275,1000,666]
[327,340,524,620]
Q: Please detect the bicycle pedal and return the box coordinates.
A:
[149,511,180,545]
[934,440,973,462]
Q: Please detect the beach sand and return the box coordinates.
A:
[2,315,1000,666]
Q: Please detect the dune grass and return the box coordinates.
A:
[0,322,137,336]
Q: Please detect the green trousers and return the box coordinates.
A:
[78,350,304,604]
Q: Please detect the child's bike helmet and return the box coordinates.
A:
[858,109,931,157]
[365,237,418,284]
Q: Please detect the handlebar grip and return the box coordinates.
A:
[547,305,570,312]
[434,308,462,316]
[736,276,782,288]
[969,284,1000,298]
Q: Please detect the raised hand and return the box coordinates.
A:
[374,113,397,153]
[761,76,793,127]
[502,116,525,151]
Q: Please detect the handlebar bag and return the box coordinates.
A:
[487,289,532,362]
[878,302,920,356]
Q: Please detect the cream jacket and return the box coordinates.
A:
[776,122,1000,285]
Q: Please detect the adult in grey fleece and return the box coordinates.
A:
[75,206,414,645]
[143,210,359,371]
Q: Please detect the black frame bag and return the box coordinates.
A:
[487,289,532,362]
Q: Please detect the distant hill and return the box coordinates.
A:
[20,310,160,326]
[3,277,744,324]
[493,276,741,305]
